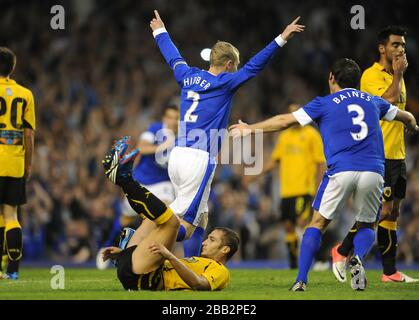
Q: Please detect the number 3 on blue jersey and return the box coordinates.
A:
[347,104,368,141]
[185,91,199,123]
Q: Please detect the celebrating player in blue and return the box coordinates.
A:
[230,58,419,291]
[150,10,305,256]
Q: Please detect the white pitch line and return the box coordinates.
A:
[0,279,116,284]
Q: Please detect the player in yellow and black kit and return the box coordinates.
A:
[332,26,418,283]
[102,137,239,291]
[0,47,35,280]
[244,104,325,268]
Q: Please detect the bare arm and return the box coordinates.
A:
[394,109,419,132]
[381,73,403,104]
[133,134,175,167]
[250,113,299,132]
[137,140,160,155]
[242,159,277,187]
[149,243,211,290]
[137,134,175,155]
[257,159,277,176]
[24,128,34,181]
[102,246,122,261]
[229,113,299,138]
[381,54,408,104]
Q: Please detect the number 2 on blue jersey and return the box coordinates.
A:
[184,91,199,123]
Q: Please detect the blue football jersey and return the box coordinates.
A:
[132,122,171,185]
[154,29,285,157]
[293,88,398,176]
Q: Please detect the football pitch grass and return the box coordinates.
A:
[1,268,419,300]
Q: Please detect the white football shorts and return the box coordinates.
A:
[313,171,384,223]
[168,146,216,226]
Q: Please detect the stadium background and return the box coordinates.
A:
[1,0,418,268]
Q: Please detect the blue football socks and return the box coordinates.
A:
[353,227,375,261]
[296,227,322,283]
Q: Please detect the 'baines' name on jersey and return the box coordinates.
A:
[183,76,211,90]
[332,89,372,104]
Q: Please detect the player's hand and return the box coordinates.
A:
[405,124,419,134]
[150,10,165,31]
[280,16,305,41]
[102,247,122,261]
[229,120,252,139]
[406,119,419,134]
[149,242,173,259]
[392,53,408,75]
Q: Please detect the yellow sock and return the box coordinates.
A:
[5,220,21,232]
[285,232,298,243]
[379,220,397,231]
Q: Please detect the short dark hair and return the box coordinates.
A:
[330,58,361,89]
[0,47,16,77]
[163,103,179,113]
[214,227,240,260]
[377,25,407,46]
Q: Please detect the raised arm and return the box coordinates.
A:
[225,17,305,90]
[150,10,190,84]
[229,114,299,138]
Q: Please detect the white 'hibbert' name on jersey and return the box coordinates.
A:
[183,76,212,90]
[332,89,372,104]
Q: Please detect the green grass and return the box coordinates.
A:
[1,268,418,300]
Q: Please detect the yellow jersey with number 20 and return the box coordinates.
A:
[0,78,36,177]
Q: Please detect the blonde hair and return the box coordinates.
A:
[210,41,240,67]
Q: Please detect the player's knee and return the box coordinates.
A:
[283,220,295,233]
[198,212,208,229]
[309,221,327,231]
[389,208,400,221]
[3,206,18,222]
[308,212,329,231]
[167,214,180,229]
[381,201,393,216]
[119,215,135,228]
[180,221,195,239]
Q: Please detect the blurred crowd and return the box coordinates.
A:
[1,0,419,266]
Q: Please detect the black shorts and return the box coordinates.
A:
[383,159,407,201]
[0,176,26,206]
[280,195,313,223]
[116,245,164,291]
